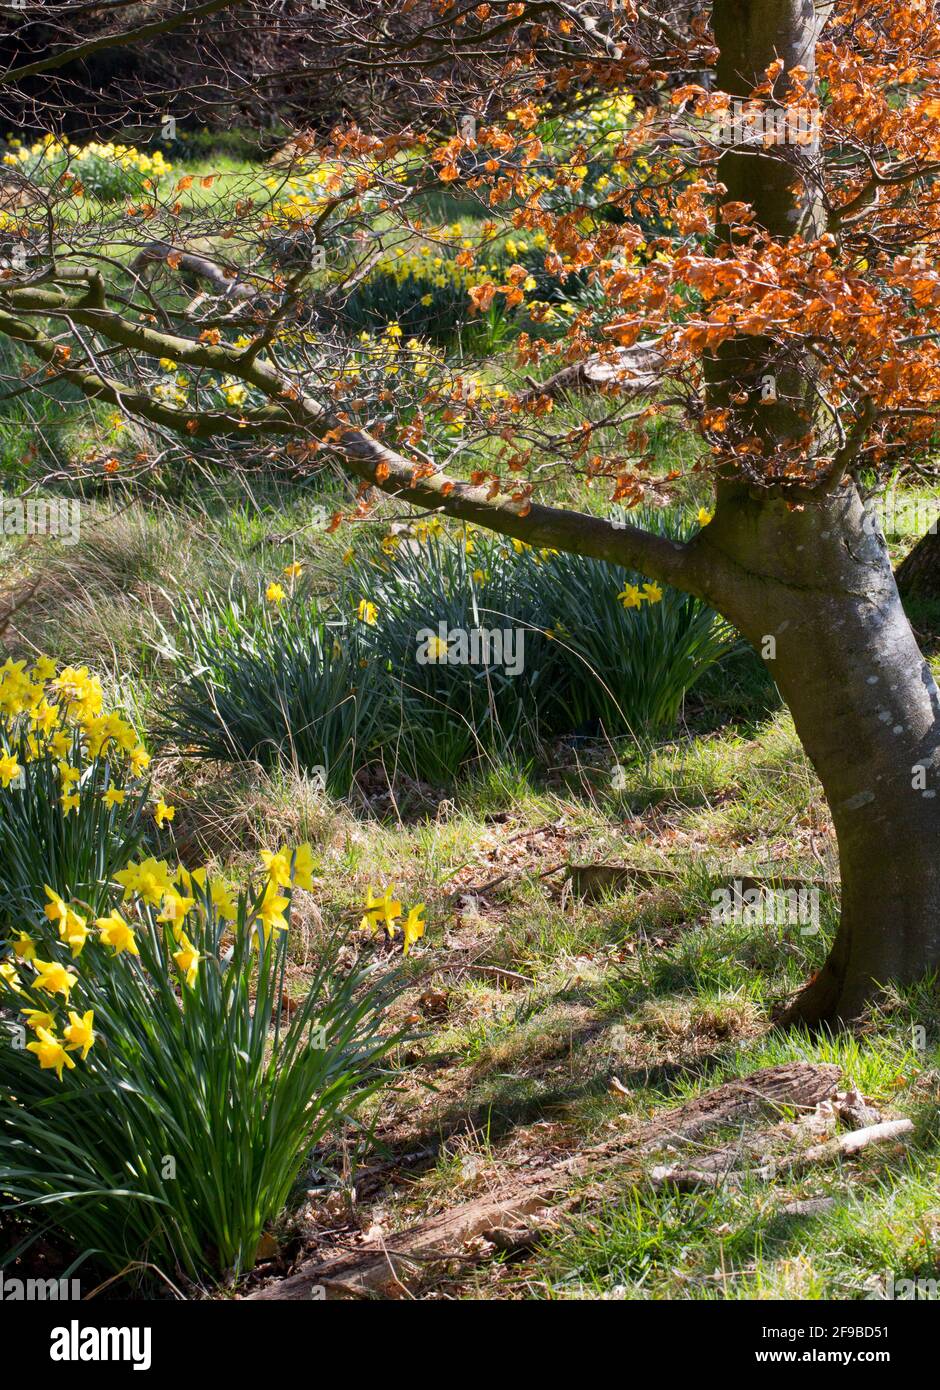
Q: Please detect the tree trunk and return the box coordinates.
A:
[896,525,940,602]
[695,483,940,1025]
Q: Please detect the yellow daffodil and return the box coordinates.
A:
[32,958,78,999]
[26,1026,76,1081]
[172,933,200,988]
[21,1007,56,1033]
[11,931,37,961]
[95,913,139,957]
[63,1009,95,1059]
[0,752,21,788]
[402,904,426,955]
[154,799,175,828]
[266,582,286,605]
[360,884,402,937]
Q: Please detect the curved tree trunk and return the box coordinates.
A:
[695,483,940,1025]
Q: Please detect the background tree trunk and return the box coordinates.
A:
[896,526,940,602]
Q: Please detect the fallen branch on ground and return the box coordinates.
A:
[246,1062,841,1300]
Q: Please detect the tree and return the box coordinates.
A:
[2,0,940,1025]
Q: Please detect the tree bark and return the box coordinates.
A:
[694,483,940,1025]
[896,526,940,603]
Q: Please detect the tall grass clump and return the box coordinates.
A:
[161,508,734,792]
[161,588,384,794]
[0,845,406,1287]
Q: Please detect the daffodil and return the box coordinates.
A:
[11,931,37,961]
[357,599,377,625]
[402,904,426,955]
[26,1026,76,1081]
[32,958,78,999]
[95,913,139,957]
[266,582,286,605]
[21,1007,56,1033]
[0,752,21,787]
[103,787,126,808]
[154,799,175,828]
[360,884,402,937]
[172,933,200,988]
[63,1009,95,1059]
[642,581,663,604]
[697,507,714,527]
[618,584,643,610]
[0,959,23,993]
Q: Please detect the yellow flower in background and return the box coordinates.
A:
[266,582,286,605]
[618,584,642,610]
[33,958,78,999]
[172,934,200,988]
[0,752,21,787]
[32,655,57,681]
[283,561,304,579]
[158,890,194,929]
[21,1007,56,1033]
[115,857,173,905]
[292,842,317,891]
[642,582,664,604]
[261,846,293,888]
[154,799,175,828]
[103,787,126,808]
[63,1009,95,1059]
[129,745,150,775]
[11,931,37,961]
[426,634,449,662]
[402,904,425,955]
[26,1026,76,1081]
[61,792,80,816]
[257,884,290,942]
[360,884,402,937]
[357,599,377,625]
[95,913,139,957]
[697,508,714,527]
[0,960,23,993]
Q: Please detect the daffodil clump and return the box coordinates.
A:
[3,133,172,200]
[0,656,151,927]
[0,843,408,1283]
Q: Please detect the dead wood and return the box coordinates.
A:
[517,341,666,405]
[246,1061,840,1300]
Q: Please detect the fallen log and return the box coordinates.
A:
[246,1061,840,1300]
